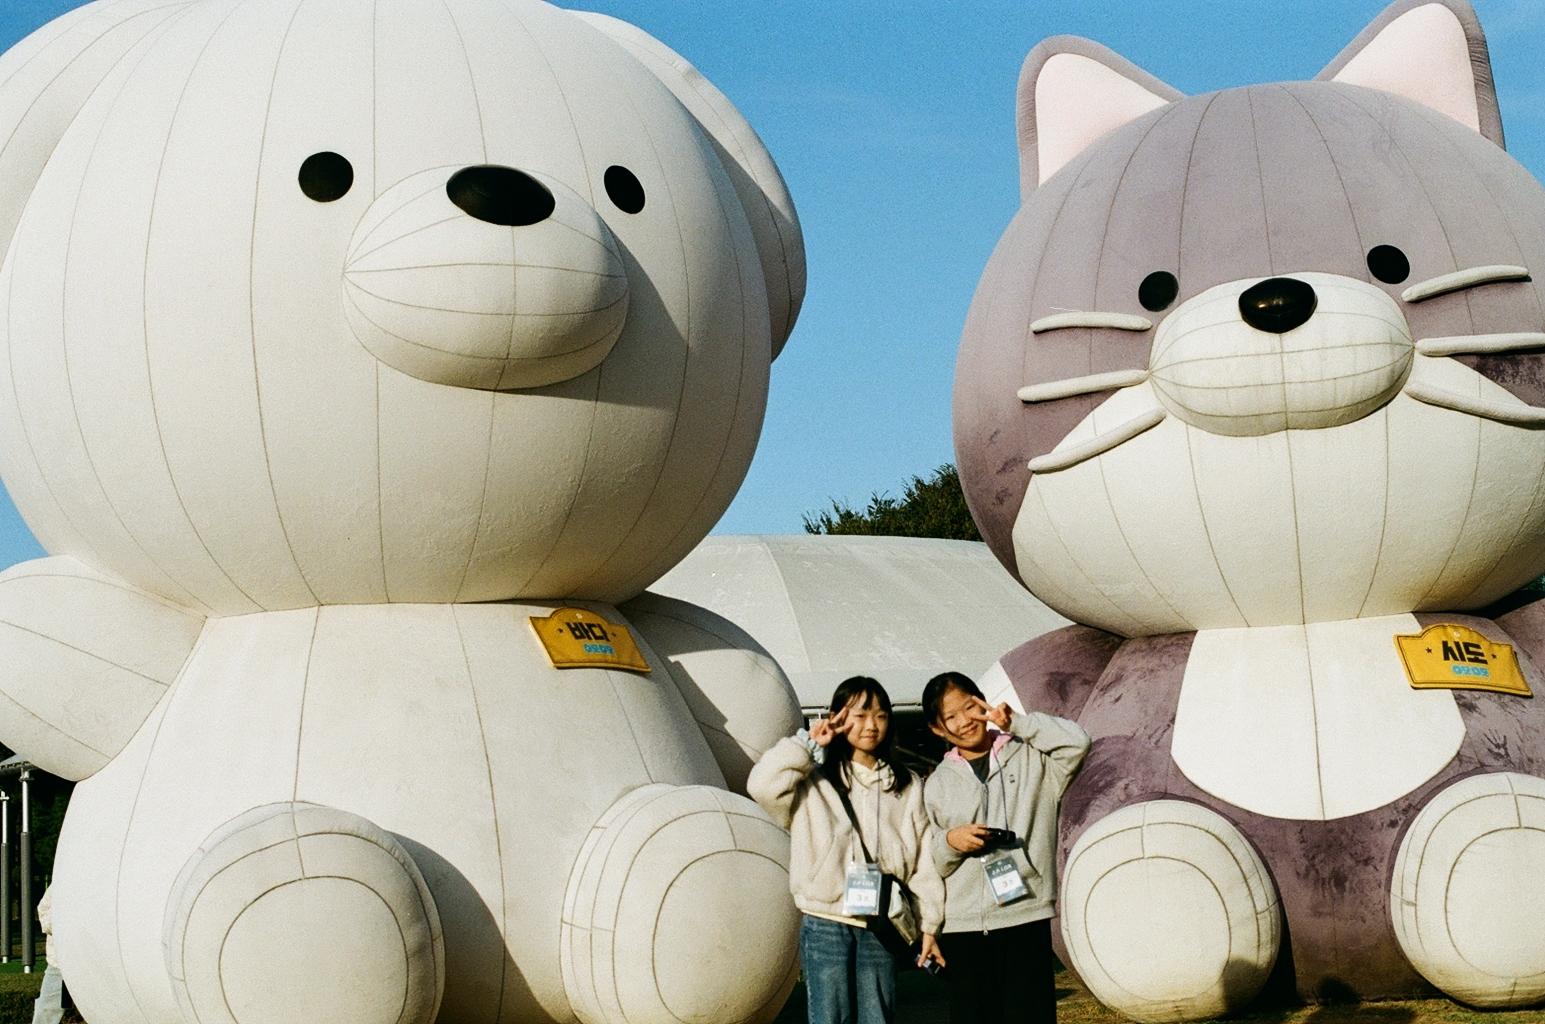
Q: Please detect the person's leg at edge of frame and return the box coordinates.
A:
[939,929,991,1024]
[801,915,859,1024]
[987,919,1056,1023]
[851,924,897,1024]
[1026,919,1056,1024]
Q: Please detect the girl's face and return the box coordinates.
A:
[929,685,988,751]
[841,694,889,755]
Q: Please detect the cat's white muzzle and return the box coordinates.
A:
[1148,272,1413,436]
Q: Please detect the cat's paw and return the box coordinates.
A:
[1061,800,1280,1023]
[1392,772,1545,1007]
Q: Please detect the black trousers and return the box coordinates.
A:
[938,919,1055,1024]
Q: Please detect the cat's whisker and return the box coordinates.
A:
[1028,408,1167,473]
[1030,312,1153,334]
[1018,369,1150,403]
[1403,379,1545,426]
[1415,332,1545,357]
[1401,265,1530,303]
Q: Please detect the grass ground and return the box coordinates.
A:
[0,960,1531,1024]
[0,957,44,974]
[773,968,1545,1024]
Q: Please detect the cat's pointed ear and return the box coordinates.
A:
[1318,0,1503,147]
[1017,37,1181,199]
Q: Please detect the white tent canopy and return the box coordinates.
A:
[649,535,1070,710]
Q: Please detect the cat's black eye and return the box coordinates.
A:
[1367,245,1410,284]
[1139,271,1179,312]
[604,166,645,214]
[299,152,354,203]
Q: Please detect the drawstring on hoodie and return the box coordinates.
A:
[844,761,887,871]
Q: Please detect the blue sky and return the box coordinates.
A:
[0,0,1540,567]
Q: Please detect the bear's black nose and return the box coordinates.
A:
[447,165,555,227]
[1238,277,1318,334]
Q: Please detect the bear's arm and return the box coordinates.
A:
[621,591,803,796]
[0,557,204,781]
[981,623,1127,721]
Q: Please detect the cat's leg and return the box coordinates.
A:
[1059,800,1281,1023]
[163,802,444,1024]
[1390,772,1545,1007]
[562,784,800,1024]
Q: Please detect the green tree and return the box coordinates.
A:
[803,463,981,541]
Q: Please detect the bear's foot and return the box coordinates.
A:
[1392,772,1545,1007]
[562,784,800,1024]
[163,802,444,1024]
[1060,800,1281,1023]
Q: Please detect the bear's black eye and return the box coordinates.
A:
[604,166,645,214]
[1367,245,1410,284]
[299,152,354,203]
[1139,271,1179,312]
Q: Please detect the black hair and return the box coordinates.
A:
[818,676,913,794]
[922,670,983,726]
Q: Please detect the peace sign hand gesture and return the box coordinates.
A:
[968,697,1013,731]
[809,706,850,748]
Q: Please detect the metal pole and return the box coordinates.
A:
[1,790,10,964]
[20,769,31,974]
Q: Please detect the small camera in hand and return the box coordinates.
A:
[921,956,944,975]
[979,827,1019,849]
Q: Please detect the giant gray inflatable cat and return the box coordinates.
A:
[955,0,1545,1018]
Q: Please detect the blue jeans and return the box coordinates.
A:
[800,915,897,1024]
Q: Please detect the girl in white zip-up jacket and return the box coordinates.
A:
[747,676,945,1024]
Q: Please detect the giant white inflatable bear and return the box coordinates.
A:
[0,2,807,1023]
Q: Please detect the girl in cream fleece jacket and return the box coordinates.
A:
[748,676,945,1024]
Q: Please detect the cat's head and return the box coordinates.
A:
[954,0,1545,637]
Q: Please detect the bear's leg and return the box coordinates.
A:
[561,784,800,1024]
[1059,800,1281,1023]
[163,802,444,1024]
[1391,772,1545,1006]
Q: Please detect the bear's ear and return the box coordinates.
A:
[0,1,193,271]
[570,11,806,359]
[1317,0,1503,147]
[1017,36,1181,199]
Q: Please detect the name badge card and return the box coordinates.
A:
[984,852,1028,906]
[843,862,883,916]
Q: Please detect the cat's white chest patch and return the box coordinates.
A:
[1171,614,1464,820]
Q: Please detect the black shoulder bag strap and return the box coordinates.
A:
[833,778,916,958]
[833,782,876,865]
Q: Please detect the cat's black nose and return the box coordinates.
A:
[1239,277,1318,334]
[446,165,555,226]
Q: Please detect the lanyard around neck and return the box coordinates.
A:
[835,766,884,866]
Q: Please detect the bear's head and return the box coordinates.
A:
[0,0,803,614]
[955,0,1545,638]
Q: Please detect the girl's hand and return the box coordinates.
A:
[809,706,849,748]
[917,933,946,969]
[968,697,1013,731]
[947,823,992,853]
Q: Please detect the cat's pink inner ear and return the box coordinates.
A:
[1323,2,1493,141]
[1020,48,1175,196]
